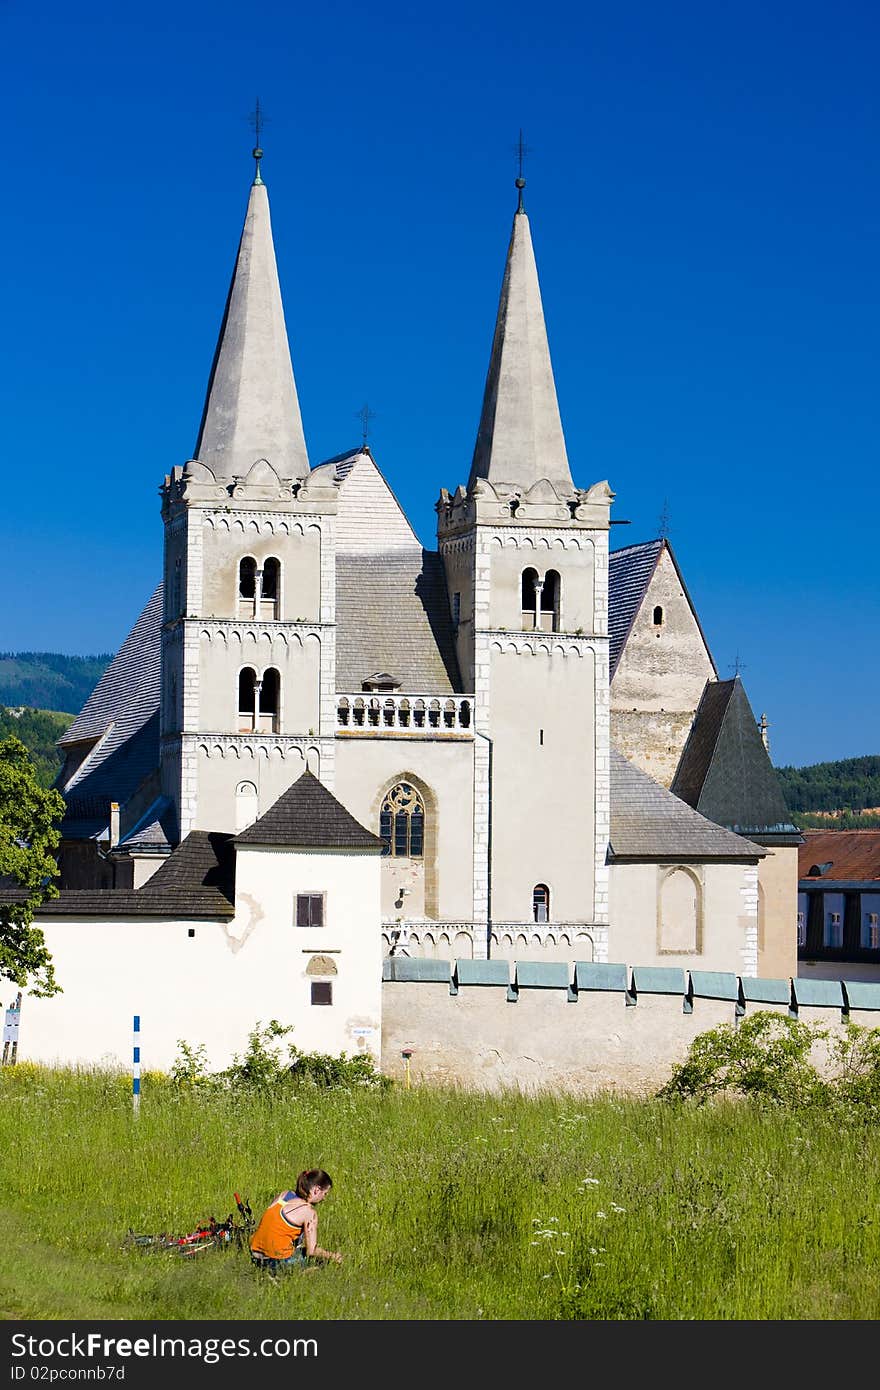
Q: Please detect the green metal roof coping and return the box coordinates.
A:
[514,962,571,990]
[453,960,510,987]
[688,971,739,1002]
[630,966,686,997]
[382,957,451,984]
[791,978,844,1009]
[843,981,880,1012]
[574,962,629,993]
[740,977,791,1004]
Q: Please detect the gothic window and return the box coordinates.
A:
[521,567,539,631]
[238,557,257,618]
[258,667,280,733]
[541,570,560,632]
[659,867,701,953]
[379,783,425,859]
[235,781,258,832]
[653,605,664,626]
[260,557,280,619]
[238,667,257,732]
[532,883,550,923]
[296,894,325,928]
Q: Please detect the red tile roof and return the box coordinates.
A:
[799,830,880,882]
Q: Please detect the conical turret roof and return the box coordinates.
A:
[194,177,309,481]
[468,200,573,493]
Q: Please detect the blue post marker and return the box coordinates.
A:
[133,1015,141,1116]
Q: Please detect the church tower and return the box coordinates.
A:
[160,150,339,837]
[437,174,614,958]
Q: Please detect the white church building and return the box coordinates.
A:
[10,148,804,1075]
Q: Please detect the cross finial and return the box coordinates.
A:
[513,128,531,212]
[729,652,747,678]
[356,402,376,448]
[249,99,268,185]
[657,498,671,540]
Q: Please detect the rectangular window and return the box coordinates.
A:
[825,911,843,948]
[867,913,880,951]
[796,912,806,947]
[311,981,332,1006]
[295,893,324,928]
[452,592,461,626]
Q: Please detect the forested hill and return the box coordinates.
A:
[775,756,880,814]
[0,707,75,787]
[0,652,111,714]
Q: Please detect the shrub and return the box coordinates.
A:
[169,1020,390,1097]
[656,1011,829,1108]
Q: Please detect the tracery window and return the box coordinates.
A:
[379,783,425,859]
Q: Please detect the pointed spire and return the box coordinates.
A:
[194,171,309,482]
[468,184,573,494]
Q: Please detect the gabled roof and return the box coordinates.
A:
[335,550,461,693]
[799,830,880,884]
[609,746,765,861]
[608,538,716,678]
[194,177,309,482]
[235,770,383,851]
[311,449,422,553]
[468,200,573,493]
[671,678,802,844]
[115,796,176,854]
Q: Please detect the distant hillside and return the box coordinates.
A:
[0,706,75,788]
[0,652,111,714]
[775,755,880,823]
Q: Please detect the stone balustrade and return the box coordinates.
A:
[336,693,474,734]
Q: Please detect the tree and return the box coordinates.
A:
[0,735,65,996]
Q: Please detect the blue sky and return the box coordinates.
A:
[0,0,877,768]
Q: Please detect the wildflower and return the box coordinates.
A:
[596,1210,607,1220]
[581,1177,600,1186]
[610,1203,626,1214]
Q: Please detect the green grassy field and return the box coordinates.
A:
[2,1064,879,1321]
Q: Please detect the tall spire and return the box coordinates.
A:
[468,176,573,494]
[194,161,309,482]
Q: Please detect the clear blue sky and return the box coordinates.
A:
[1,0,877,768]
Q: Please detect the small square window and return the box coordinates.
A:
[296,893,324,928]
[311,981,332,1006]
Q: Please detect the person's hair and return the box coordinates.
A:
[296,1168,333,1199]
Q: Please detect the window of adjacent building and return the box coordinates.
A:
[532,883,550,923]
[796,911,807,948]
[659,867,701,953]
[310,981,332,1006]
[296,893,325,928]
[258,667,280,733]
[261,557,280,619]
[238,667,257,732]
[825,911,843,948]
[379,783,425,858]
[653,605,664,625]
[865,912,880,951]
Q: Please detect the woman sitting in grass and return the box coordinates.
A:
[249,1169,342,1273]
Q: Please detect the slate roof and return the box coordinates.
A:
[115,796,176,853]
[335,551,461,693]
[609,747,765,860]
[608,540,663,674]
[799,830,880,884]
[57,586,163,839]
[671,678,802,843]
[0,831,237,919]
[235,770,384,851]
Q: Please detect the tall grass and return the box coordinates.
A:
[2,1063,879,1320]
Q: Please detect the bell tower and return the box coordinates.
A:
[437,173,613,958]
[160,150,339,837]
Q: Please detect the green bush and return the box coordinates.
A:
[169,1020,391,1096]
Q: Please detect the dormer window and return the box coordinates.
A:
[362,672,402,693]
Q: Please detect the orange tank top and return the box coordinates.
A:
[249,1191,308,1260]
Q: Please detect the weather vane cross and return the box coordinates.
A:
[657,498,671,540]
[356,402,376,448]
[729,652,748,678]
[513,128,531,210]
[248,99,269,183]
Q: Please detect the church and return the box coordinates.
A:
[26,146,804,1075]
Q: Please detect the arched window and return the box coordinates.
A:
[532,883,550,923]
[379,783,425,858]
[238,667,257,732]
[239,557,257,618]
[653,605,664,626]
[260,557,280,619]
[521,567,539,630]
[235,781,259,831]
[541,571,560,632]
[258,667,280,733]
